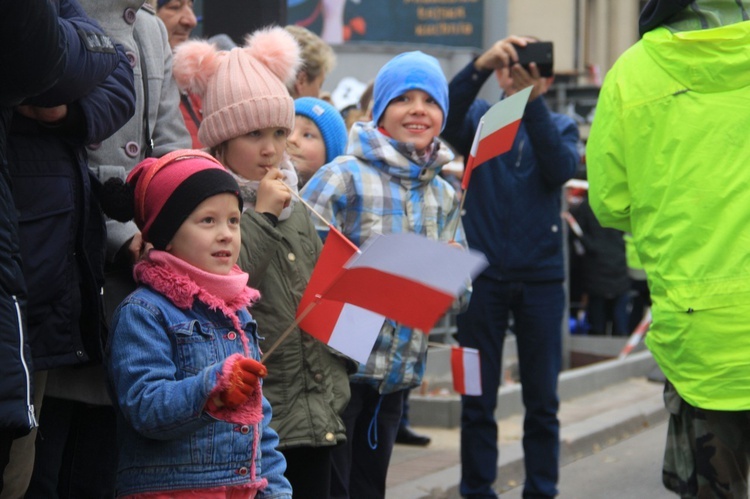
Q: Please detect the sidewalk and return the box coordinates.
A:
[385,351,668,499]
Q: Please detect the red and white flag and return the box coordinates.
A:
[297,226,385,364]
[320,232,488,332]
[451,346,482,396]
[461,85,533,190]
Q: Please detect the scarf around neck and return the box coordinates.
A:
[349,121,453,188]
[226,155,299,222]
[134,251,260,352]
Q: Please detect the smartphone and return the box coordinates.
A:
[514,41,554,77]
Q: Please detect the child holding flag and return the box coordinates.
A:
[101,150,290,497]
[172,27,354,499]
[301,50,466,499]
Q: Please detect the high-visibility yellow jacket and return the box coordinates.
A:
[587,21,750,411]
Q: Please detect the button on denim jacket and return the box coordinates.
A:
[107,286,291,498]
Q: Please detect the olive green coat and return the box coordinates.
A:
[238,202,353,449]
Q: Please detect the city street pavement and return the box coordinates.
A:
[385,350,668,499]
[500,422,673,499]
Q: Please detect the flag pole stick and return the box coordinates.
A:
[427,341,454,349]
[280,182,332,228]
[260,300,318,364]
[450,189,468,242]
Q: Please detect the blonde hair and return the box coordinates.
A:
[284,25,336,90]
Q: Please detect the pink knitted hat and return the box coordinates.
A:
[172,27,301,148]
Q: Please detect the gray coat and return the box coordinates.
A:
[45,0,191,406]
[82,0,191,261]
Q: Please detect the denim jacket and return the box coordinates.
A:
[106,286,292,498]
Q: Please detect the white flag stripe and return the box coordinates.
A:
[469,119,484,157]
[462,347,482,396]
[327,304,385,364]
[343,232,487,296]
[479,86,533,140]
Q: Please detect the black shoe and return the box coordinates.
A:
[396,425,431,446]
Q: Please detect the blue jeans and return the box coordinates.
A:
[457,278,564,498]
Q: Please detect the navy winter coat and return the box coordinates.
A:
[441,62,580,282]
[0,0,67,438]
[0,0,135,436]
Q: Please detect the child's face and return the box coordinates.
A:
[287,115,327,185]
[379,89,443,153]
[220,127,289,181]
[166,193,241,275]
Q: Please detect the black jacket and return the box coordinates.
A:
[0,0,66,439]
[0,0,135,436]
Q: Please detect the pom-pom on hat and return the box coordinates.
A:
[371,51,449,132]
[103,150,242,250]
[171,26,301,148]
[294,97,348,164]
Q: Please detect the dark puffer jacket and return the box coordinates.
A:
[1,0,66,438]
[0,0,135,437]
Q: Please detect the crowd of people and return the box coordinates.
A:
[1,0,748,498]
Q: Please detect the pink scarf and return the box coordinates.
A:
[133,251,261,355]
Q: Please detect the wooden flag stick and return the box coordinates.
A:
[279,181,331,228]
[450,191,468,242]
[427,341,454,349]
[260,299,318,363]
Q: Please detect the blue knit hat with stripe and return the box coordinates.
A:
[294,97,348,164]
[372,51,449,132]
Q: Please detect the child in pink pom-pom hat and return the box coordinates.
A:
[173,27,355,499]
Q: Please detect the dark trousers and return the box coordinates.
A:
[457,278,564,498]
[587,292,630,336]
[25,397,116,499]
[0,432,12,494]
[282,445,335,499]
[330,384,404,499]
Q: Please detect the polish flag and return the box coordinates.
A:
[320,232,488,332]
[461,85,533,190]
[451,346,482,396]
[297,226,385,364]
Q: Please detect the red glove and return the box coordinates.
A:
[219,357,268,409]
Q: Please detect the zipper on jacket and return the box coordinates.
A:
[12,295,38,430]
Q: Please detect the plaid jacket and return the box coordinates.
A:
[301,121,465,393]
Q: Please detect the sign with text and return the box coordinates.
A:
[287,0,483,48]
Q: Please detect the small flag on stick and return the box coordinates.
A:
[462,86,533,190]
[451,346,482,395]
[297,226,385,364]
[319,232,488,332]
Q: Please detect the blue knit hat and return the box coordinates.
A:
[294,97,348,164]
[156,0,170,8]
[372,51,449,132]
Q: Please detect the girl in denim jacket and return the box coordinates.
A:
[102,150,291,498]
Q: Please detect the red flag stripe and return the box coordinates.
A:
[451,346,482,395]
[322,267,455,332]
[472,119,521,166]
[297,226,384,364]
[451,346,467,394]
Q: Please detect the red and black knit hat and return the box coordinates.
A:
[106,149,242,250]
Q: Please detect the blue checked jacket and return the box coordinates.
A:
[301,121,466,394]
